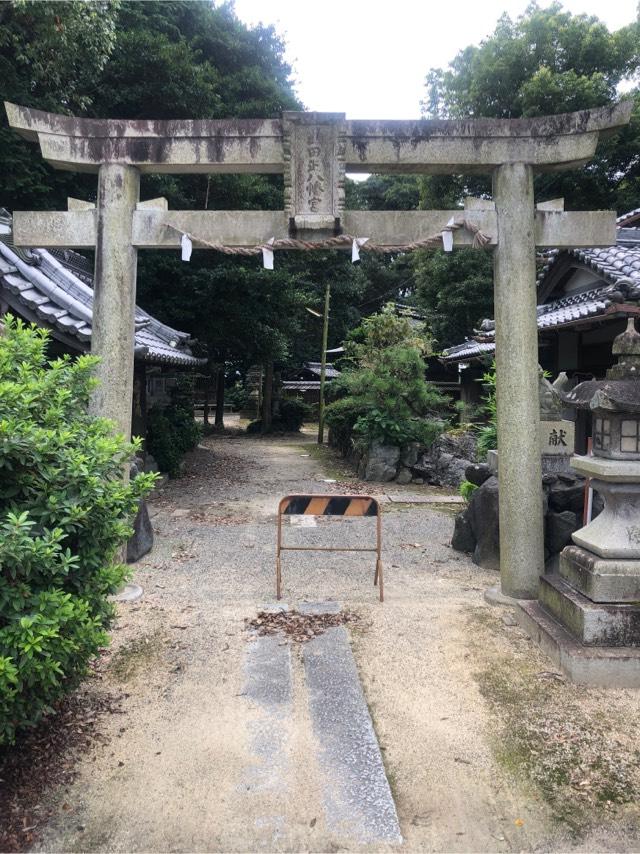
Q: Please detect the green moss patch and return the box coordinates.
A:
[466,606,640,832]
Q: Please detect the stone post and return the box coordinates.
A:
[90,163,140,441]
[493,162,544,598]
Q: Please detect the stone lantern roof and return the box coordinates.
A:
[563,317,640,414]
[563,317,640,463]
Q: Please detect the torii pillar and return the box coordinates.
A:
[5,101,632,599]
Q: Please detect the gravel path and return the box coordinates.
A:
[33,431,640,853]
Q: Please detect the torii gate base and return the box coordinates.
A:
[6,100,632,604]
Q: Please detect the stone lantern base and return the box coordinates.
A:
[516,601,640,688]
[516,517,640,686]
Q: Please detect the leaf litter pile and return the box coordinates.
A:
[245,609,360,643]
[0,684,125,852]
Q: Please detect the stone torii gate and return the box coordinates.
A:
[5,101,631,601]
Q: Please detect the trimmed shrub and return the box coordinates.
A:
[0,317,155,745]
[278,397,312,431]
[246,397,312,435]
[147,376,202,477]
[226,380,249,412]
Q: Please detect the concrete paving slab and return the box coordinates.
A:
[385,493,464,505]
[243,632,292,842]
[298,601,341,615]
[303,626,402,845]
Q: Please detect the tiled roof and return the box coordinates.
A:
[303,361,341,379]
[0,217,205,368]
[442,223,640,364]
[536,287,614,328]
[440,340,496,362]
[617,208,640,228]
[282,380,322,392]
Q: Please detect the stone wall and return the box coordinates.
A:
[348,431,477,486]
[452,463,602,570]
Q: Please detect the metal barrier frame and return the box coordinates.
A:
[276,493,383,602]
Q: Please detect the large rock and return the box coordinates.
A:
[467,476,501,570]
[412,431,477,487]
[400,442,420,468]
[363,441,400,482]
[548,479,585,513]
[452,510,475,553]
[396,467,412,485]
[127,499,154,563]
[545,510,578,555]
[465,463,492,487]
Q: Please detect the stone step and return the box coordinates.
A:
[559,545,640,603]
[539,574,640,647]
[303,625,402,845]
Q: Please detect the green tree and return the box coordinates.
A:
[413,248,494,350]
[325,305,448,453]
[0,0,121,208]
[414,2,640,348]
[421,2,640,209]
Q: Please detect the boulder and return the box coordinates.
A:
[452,509,475,553]
[548,479,585,513]
[442,457,473,487]
[396,467,413,485]
[127,499,154,563]
[465,463,492,487]
[412,430,478,487]
[363,441,400,482]
[545,510,578,555]
[400,442,420,468]
[467,476,500,570]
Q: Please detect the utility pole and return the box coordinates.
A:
[317,282,331,445]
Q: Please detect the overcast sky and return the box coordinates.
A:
[232,0,638,120]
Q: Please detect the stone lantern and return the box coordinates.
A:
[533,317,640,656]
[562,317,640,561]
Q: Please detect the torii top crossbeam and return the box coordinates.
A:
[5,101,630,173]
[5,100,633,603]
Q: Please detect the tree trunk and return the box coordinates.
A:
[215,364,225,428]
[262,361,273,433]
[203,376,210,427]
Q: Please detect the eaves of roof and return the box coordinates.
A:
[0,234,205,368]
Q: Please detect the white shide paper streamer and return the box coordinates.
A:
[181,233,193,262]
[262,237,275,270]
[441,217,455,253]
[352,237,369,263]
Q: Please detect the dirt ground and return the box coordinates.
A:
[23,430,640,852]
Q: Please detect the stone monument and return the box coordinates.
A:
[518,317,640,685]
[487,369,575,475]
[538,371,575,473]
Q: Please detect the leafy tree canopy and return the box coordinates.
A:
[414,2,640,349]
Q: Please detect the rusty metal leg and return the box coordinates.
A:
[375,507,383,600]
[276,504,283,599]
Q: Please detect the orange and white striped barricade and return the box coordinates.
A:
[276,493,384,602]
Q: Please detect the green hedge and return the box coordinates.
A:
[0,318,155,745]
